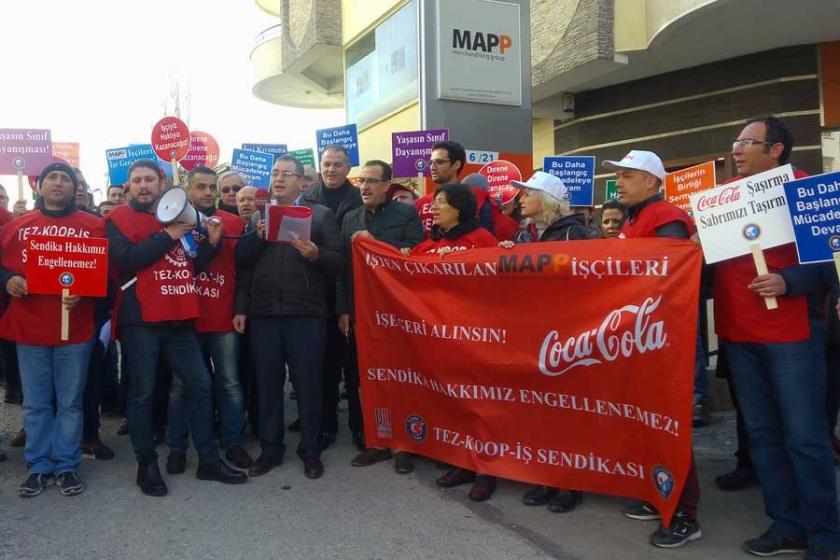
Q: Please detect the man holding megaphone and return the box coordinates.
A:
[106,160,247,497]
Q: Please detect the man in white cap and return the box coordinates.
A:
[603,150,702,549]
[603,150,694,240]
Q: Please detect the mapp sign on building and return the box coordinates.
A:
[436,0,522,106]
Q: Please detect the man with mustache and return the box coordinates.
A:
[235,155,342,479]
[0,162,103,498]
[337,160,422,471]
[107,160,246,496]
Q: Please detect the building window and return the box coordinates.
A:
[345,1,419,130]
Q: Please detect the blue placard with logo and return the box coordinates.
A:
[230,149,275,190]
[105,144,159,185]
[241,143,288,156]
[316,124,359,167]
[544,156,596,207]
[783,171,840,264]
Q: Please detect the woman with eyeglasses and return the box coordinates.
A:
[403,183,499,501]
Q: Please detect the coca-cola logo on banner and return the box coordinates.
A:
[538,296,668,377]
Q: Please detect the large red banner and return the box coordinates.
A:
[353,237,701,524]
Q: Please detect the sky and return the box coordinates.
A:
[0,0,345,204]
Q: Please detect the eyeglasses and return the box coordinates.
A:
[732,138,774,149]
[428,159,451,167]
[272,171,301,178]
[356,177,388,185]
[221,185,243,194]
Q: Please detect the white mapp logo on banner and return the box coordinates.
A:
[538,296,667,377]
[690,164,796,264]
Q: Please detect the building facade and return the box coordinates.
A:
[250,0,840,193]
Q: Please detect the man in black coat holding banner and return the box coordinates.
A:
[336,160,423,471]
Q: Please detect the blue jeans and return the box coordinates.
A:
[250,316,325,460]
[121,326,218,465]
[169,331,245,451]
[725,322,840,550]
[18,340,93,475]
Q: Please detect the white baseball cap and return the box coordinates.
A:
[602,150,666,182]
[511,171,569,203]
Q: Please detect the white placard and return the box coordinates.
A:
[689,164,797,264]
[436,0,522,106]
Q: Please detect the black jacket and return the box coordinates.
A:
[234,200,342,318]
[303,180,362,229]
[336,200,423,317]
[515,213,590,243]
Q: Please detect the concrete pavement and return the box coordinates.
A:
[1,392,835,560]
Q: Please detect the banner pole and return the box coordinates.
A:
[60,288,70,342]
[750,242,778,310]
[171,158,179,187]
[17,170,24,201]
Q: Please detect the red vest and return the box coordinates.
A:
[415,194,435,240]
[713,169,810,343]
[0,210,104,345]
[194,210,244,333]
[415,188,490,240]
[620,199,697,239]
[412,227,498,256]
[107,205,200,323]
[493,212,519,242]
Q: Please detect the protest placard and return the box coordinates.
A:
[478,160,522,197]
[181,131,220,171]
[690,164,796,264]
[242,143,288,156]
[151,116,191,183]
[0,128,53,199]
[316,124,359,167]
[391,129,449,178]
[544,156,595,206]
[26,235,109,341]
[783,170,840,279]
[690,164,797,309]
[605,180,619,201]
[52,142,80,168]
[288,148,315,168]
[231,149,274,189]
[106,144,158,186]
[665,161,716,214]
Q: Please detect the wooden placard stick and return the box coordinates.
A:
[750,242,778,310]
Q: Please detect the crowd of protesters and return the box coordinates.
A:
[0,115,838,559]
